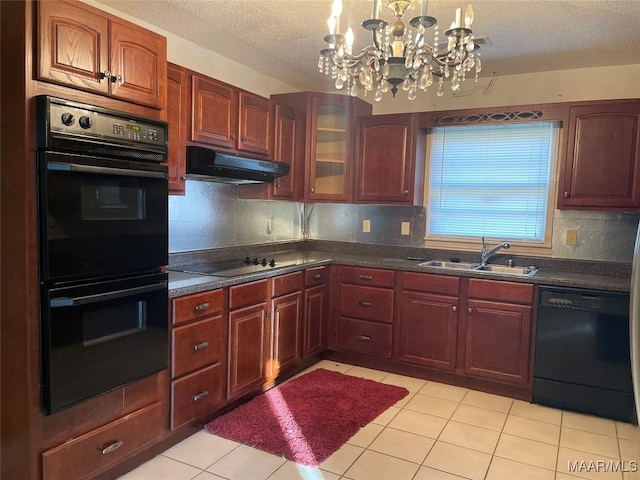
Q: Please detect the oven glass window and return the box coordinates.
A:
[83,301,147,347]
[80,181,145,221]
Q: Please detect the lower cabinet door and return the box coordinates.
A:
[171,363,225,430]
[396,291,458,370]
[464,299,532,385]
[271,291,302,378]
[304,284,326,358]
[337,317,392,358]
[42,402,163,480]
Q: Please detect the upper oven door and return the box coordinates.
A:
[39,151,168,283]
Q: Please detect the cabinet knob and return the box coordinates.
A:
[311,187,315,193]
[404,189,409,195]
[563,191,570,198]
[468,307,473,314]
[101,440,123,455]
[357,335,370,342]
[194,302,209,312]
[313,274,322,280]
[192,390,209,402]
[111,73,123,83]
[358,300,372,307]
[241,136,247,141]
[452,306,457,312]
[100,70,112,80]
[231,134,237,140]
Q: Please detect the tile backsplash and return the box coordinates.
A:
[169,182,639,263]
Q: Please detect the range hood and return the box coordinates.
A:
[186,146,289,184]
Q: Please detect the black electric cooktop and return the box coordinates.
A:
[170,256,300,277]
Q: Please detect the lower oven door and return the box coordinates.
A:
[41,273,168,415]
[39,151,168,282]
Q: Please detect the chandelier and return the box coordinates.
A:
[318,0,481,100]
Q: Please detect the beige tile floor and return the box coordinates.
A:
[119,361,640,480]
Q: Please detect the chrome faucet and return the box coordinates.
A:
[480,236,511,266]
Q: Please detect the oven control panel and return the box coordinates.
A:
[42,97,167,149]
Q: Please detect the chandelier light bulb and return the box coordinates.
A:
[319,1,482,100]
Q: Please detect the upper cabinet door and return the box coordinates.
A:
[357,114,417,204]
[167,63,190,195]
[191,74,238,150]
[37,0,109,94]
[238,92,273,157]
[308,95,352,202]
[560,102,640,211]
[109,20,167,109]
[272,104,300,200]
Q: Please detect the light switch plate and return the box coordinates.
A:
[566,229,577,245]
[401,222,410,236]
[362,219,371,233]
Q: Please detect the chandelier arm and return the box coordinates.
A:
[421,44,470,68]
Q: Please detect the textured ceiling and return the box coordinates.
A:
[97,0,640,92]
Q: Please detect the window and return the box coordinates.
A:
[426,122,558,247]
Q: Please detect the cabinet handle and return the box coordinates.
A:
[358,274,373,281]
[357,335,371,341]
[241,136,247,141]
[193,341,209,351]
[101,440,123,455]
[100,70,112,80]
[111,74,123,83]
[468,307,473,314]
[311,187,315,193]
[313,274,322,280]
[276,182,280,188]
[192,390,209,402]
[563,191,570,198]
[404,189,409,195]
[275,307,280,314]
[194,302,209,312]
[265,310,271,318]
[231,134,237,140]
[452,306,457,312]
[358,300,372,307]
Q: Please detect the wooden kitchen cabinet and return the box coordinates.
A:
[270,271,304,378]
[170,288,226,430]
[192,74,273,157]
[357,114,421,204]
[464,279,533,385]
[559,101,640,210]
[167,63,190,194]
[395,272,460,371]
[336,266,395,358]
[272,104,304,200]
[271,92,372,202]
[227,280,270,401]
[37,0,167,109]
[303,267,328,358]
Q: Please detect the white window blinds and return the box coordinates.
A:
[427,122,555,241]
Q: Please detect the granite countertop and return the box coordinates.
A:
[168,249,631,297]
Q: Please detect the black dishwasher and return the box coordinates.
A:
[534,286,634,422]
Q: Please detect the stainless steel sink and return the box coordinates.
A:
[419,260,538,276]
[473,264,538,276]
[418,260,479,270]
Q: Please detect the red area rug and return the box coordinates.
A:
[204,368,409,466]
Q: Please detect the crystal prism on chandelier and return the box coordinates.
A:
[318,0,482,101]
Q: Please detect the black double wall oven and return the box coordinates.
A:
[37,96,169,415]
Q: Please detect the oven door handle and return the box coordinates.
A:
[50,281,167,308]
[47,161,168,180]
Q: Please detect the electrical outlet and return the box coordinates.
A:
[566,229,577,245]
[362,219,371,233]
[401,222,410,236]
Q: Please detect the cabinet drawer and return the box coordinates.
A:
[337,318,392,358]
[402,272,460,296]
[305,266,327,287]
[172,316,224,378]
[42,402,163,480]
[229,279,269,310]
[340,266,395,288]
[172,289,224,325]
[339,284,394,323]
[272,271,303,297]
[171,363,225,430]
[468,279,533,304]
